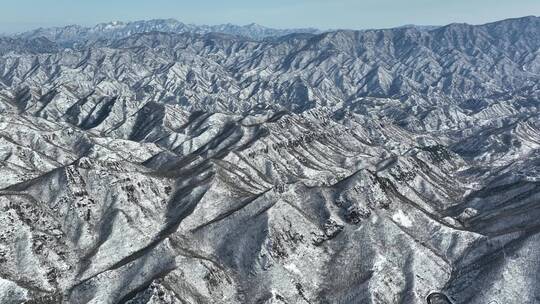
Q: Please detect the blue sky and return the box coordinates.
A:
[1,0,539,33]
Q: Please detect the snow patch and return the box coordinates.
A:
[284,263,301,275]
[392,210,413,228]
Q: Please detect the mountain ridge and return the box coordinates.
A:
[14,18,322,44]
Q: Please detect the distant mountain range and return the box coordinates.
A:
[10,18,449,45]
[14,19,322,44]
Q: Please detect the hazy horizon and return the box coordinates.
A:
[1,0,539,34]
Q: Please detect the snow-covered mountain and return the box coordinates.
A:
[16,19,321,45]
[0,16,539,304]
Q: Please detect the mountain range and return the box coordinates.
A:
[14,19,321,45]
[0,16,539,304]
